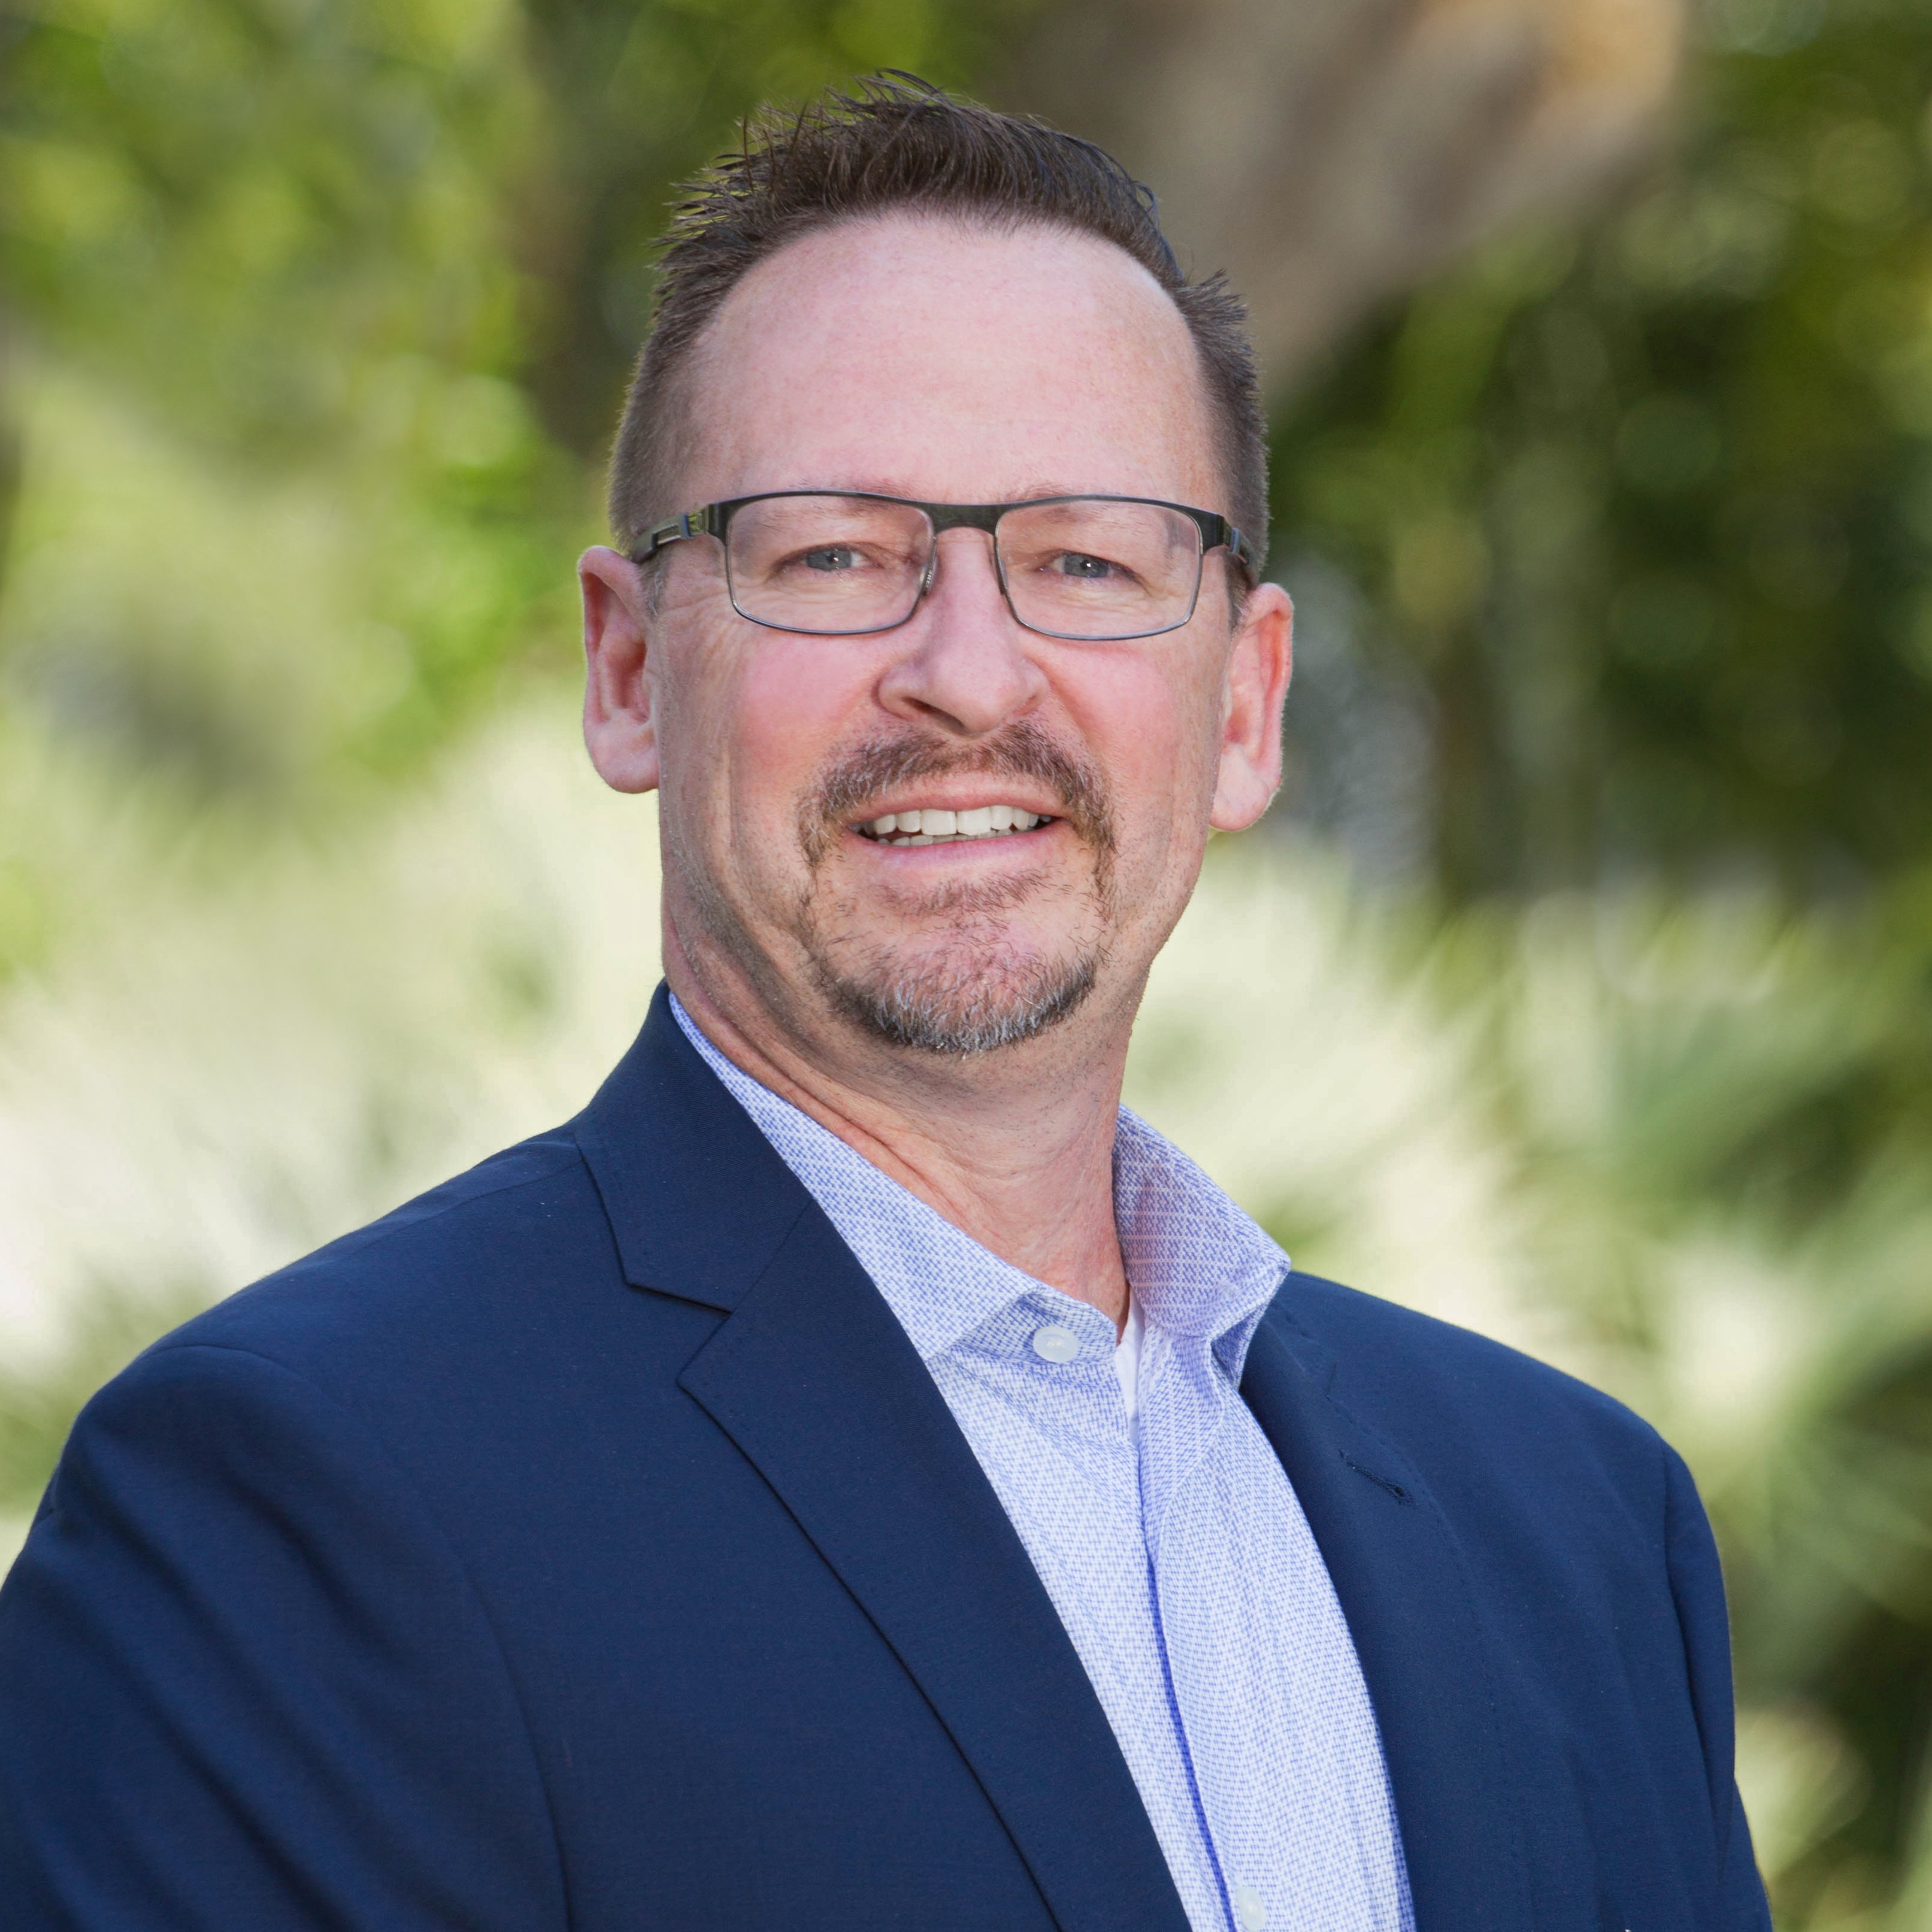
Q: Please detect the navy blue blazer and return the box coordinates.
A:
[0,985,1769,1930]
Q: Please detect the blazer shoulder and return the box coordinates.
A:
[1265,1269,1667,1480]
[145,1126,618,1382]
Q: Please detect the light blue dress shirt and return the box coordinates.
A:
[673,997,1413,1932]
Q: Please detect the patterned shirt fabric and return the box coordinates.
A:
[672,997,1414,1932]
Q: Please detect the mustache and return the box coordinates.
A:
[802,721,1115,862]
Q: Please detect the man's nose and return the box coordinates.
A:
[874,528,1049,738]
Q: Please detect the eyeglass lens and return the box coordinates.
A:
[722,495,1204,640]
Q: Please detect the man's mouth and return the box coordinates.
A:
[855,805,1057,847]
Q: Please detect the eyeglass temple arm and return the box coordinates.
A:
[1219,520,1261,579]
[634,506,720,562]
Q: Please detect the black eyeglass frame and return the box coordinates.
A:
[630,489,1261,641]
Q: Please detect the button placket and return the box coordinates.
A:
[1135,1332,1233,1555]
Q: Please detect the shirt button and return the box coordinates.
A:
[1231,1883,1268,1931]
[1029,1324,1081,1364]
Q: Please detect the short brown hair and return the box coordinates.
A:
[607,75,1268,574]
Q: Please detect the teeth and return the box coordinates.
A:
[861,805,1052,844]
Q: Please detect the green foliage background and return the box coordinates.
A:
[1268,5,1932,1912]
[7,0,1932,1921]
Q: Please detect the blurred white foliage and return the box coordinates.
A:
[0,698,660,1370]
[1734,1701,1867,1890]
[1127,842,1556,1358]
[2,696,1925,1901]
[0,719,1555,1375]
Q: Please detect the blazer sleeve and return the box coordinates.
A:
[0,1342,568,1931]
[1663,1442,1773,1931]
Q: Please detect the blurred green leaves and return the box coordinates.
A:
[1276,1,1932,901]
[0,0,564,834]
[1253,5,1932,1904]
[0,0,1023,969]
[1,0,534,462]
[1265,45,1932,1881]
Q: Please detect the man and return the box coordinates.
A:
[0,78,1767,1931]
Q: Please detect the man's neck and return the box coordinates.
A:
[664,934,1135,1331]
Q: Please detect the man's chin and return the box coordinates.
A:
[812,942,1101,1057]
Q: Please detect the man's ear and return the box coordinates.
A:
[580,546,662,795]
[1210,581,1293,831]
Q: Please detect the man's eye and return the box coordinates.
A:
[1054,552,1118,580]
[796,545,862,572]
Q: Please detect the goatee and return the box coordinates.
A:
[798,721,1116,1056]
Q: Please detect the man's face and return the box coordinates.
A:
[586,215,1288,1058]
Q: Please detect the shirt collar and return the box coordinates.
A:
[670,994,1288,1377]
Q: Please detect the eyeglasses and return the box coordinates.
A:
[632,491,1259,642]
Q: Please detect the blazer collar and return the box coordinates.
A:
[1241,1302,1536,1932]
[572,986,1192,1932]
[571,983,815,1313]
[576,989,1533,1932]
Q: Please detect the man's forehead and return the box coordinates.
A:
[679,213,1221,509]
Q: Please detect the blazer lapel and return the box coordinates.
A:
[1241,1301,1534,1932]
[574,989,1191,1932]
